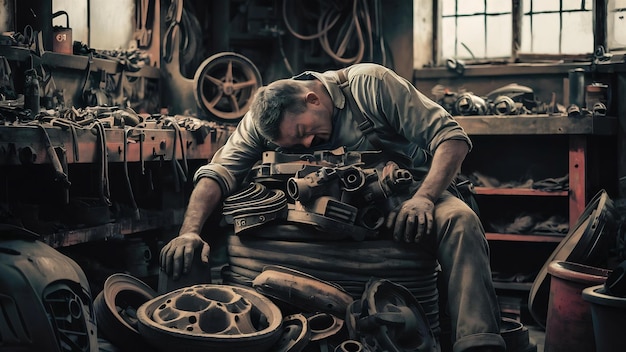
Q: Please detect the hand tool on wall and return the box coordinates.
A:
[134,0,153,48]
[37,124,71,204]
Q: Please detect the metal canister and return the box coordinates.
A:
[586,82,609,111]
[52,11,72,55]
[568,68,585,108]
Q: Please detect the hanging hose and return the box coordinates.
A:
[163,117,188,192]
[282,0,377,65]
[123,127,140,220]
[92,119,112,206]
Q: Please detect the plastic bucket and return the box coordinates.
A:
[544,261,610,352]
[582,284,626,352]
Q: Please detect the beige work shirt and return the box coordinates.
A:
[194,63,471,196]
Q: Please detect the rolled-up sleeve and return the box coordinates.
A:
[193,113,266,196]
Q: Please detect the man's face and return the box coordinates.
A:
[273,95,333,149]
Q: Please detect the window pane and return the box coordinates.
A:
[486,14,512,57]
[442,0,457,17]
[562,0,585,11]
[531,13,560,54]
[457,0,484,15]
[532,0,560,12]
[521,15,532,52]
[53,0,88,44]
[608,1,626,49]
[441,17,457,58]
[613,0,626,6]
[457,16,485,58]
[562,11,594,53]
[523,0,531,14]
[486,0,510,13]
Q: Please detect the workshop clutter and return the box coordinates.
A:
[94,267,437,352]
[222,148,419,241]
[0,35,157,117]
[433,80,609,118]
[0,108,221,236]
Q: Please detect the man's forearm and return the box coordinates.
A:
[179,177,223,236]
[415,139,469,201]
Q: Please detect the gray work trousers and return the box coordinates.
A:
[428,191,506,352]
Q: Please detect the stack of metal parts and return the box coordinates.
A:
[222,147,417,241]
[219,148,443,351]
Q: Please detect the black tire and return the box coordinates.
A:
[94,273,157,351]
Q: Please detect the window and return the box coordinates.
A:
[440,0,594,62]
[608,0,626,51]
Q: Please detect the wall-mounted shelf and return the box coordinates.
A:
[455,114,618,292]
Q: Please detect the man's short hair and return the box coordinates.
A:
[250,79,309,142]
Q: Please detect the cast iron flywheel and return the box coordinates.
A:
[193,52,262,122]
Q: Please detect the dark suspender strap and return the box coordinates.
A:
[337,69,386,152]
[337,69,413,168]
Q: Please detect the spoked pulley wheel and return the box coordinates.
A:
[193,52,262,122]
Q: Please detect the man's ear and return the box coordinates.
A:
[305,92,320,105]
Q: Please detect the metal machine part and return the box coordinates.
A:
[287,165,366,203]
[346,278,437,352]
[93,273,157,351]
[193,52,263,122]
[252,265,354,319]
[454,92,488,116]
[226,150,417,240]
[486,83,537,112]
[222,183,289,234]
[136,284,283,352]
[273,314,311,352]
[287,197,377,241]
[491,95,518,115]
[161,1,262,122]
[0,224,99,352]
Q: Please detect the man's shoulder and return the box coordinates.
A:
[348,63,392,79]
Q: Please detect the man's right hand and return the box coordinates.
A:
[159,232,210,280]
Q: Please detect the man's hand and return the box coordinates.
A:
[387,195,435,243]
[159,233,210,280]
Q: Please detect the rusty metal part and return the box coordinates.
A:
[346,278,437,352]
[161,2,261,122]
[492,95,518,115]
[287,165,366,203]
[334,340,367,352]
[94,273,157,351]
[252,265,353,318]
[193,52,262,122]
[454,92,487,116]
[307,312,344,341]
[272,314,311,352]
[137,284,283,352]
[287,196,378,241]
[222,183,289,234]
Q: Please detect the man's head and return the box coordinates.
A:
[250,78,333,149]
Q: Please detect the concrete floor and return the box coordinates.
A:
[527,324,545,352]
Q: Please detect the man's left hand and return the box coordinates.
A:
[387,195,435,243]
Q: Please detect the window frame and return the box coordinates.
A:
[433,0,609,66]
